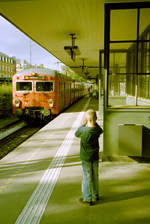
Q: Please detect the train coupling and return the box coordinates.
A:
[24,108,50,119]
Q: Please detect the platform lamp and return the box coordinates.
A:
[64,33,80,61]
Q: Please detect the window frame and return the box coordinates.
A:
[15,81,33,92]
[104,2,150,109]
[35,80,54,93]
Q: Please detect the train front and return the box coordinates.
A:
[12,69,56,120]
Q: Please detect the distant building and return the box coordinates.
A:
[23,59,30,69]
[15,58,23,72]
[0,52,16,78]
[15,58,31,72]
[0,52,48,79]
[15,59,45,72]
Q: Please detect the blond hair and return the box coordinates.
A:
[85,109,97,123]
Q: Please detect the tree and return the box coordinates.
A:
[61,65,86,82]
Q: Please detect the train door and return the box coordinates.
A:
[59,79,64,111]
[69,81,72,104]
[64,80,69,107]
[71,81,74,103]
[64,82,66,107]
[74,82,76,101]
[67,81,71,106]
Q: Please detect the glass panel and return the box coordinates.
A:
[138,39,150,74]
[139,8,150,39]
[16,82,32,91]
[108,74,137,107]
[138,40,150,73]
[110,9,137,41]
[109,51,127,74]
[127,43,137,74]
[110,42,133,50]
[137,74,150,106]
[36,81,53,92]
[139,8,150,74]
[109,43,136,74]
[108,43,138,107]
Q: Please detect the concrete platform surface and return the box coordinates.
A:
[0,97,150,224]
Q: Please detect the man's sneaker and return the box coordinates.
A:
[93,195,103,202]
[93,198,98,202]
[92,196,101,202]
[79,198,93,206]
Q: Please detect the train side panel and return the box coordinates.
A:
[57,77,71,113]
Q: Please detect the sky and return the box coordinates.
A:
[0,16,61,70]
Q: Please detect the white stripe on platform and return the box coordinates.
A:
[15,99,90,224]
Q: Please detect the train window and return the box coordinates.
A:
[16,81,32,91]
[36,81,54,92]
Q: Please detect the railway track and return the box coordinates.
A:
[0,120,45,160]
[0,120,28,140]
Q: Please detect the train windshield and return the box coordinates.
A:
[36,81,54,92]
[16,82,32,91]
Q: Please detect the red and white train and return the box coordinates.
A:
[12,68,88,120]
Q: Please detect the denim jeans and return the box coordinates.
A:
[81,160,99,202]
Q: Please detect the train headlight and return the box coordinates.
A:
[15,99,20,107]
[48,99,54,107]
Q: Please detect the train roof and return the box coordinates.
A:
[14,68,74,80]
[14,68,56,76]
[14,68,89,84]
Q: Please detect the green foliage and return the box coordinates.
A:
[0,82,12,96]
[0,82,12,116]
[61,65,86,82]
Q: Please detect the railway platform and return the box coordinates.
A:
[0,96,150,224]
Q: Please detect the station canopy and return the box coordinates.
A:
[0,0,149,80]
